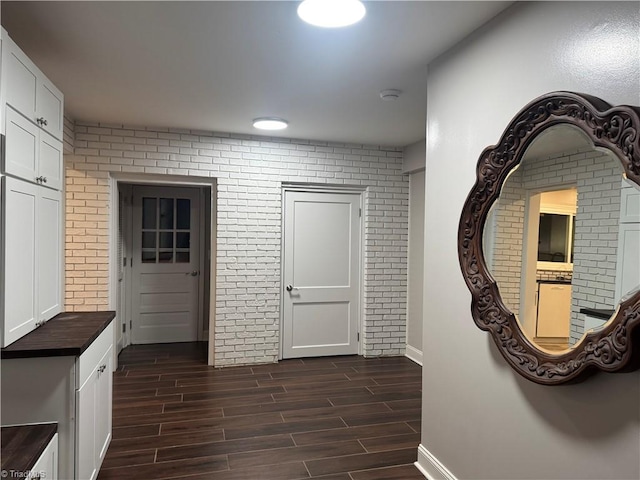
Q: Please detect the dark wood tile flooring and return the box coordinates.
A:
[98,343,424,480]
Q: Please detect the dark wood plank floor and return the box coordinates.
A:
[98,343,424,480]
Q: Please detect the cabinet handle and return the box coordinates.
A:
[36,117,48,126]
[98,364,107,374]
[42,177,47,183]
[35,176,42,183]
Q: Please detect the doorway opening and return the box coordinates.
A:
[111,176,216,365]
[521,187,577,352]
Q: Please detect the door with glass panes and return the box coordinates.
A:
[131,186,200,343]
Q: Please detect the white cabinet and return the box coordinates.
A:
[1,30,64,140]
[1,176,62,347]
[3,105,63,190]
[2,176,37,346]
[615,223,640,299]
[615,183,640,300]
[76,331,113,480]
[1,321,114,480]
[0,28,64,348]
[536,283,572,338]
[38,186,63,320]
[29,433,59,480]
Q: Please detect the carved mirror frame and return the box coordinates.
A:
[458,91,640,385]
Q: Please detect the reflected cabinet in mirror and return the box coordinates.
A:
[459,92,640,385]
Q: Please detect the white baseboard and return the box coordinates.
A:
[416,444,457,480]
[405,344,423,365]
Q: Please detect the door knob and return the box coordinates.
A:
[186,270,199,276]
[286,285,293,292]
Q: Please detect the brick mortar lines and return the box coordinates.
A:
[64,121,409,365]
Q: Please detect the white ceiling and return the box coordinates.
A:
[1,1,512,147]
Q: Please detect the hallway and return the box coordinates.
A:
[98,343,424,479]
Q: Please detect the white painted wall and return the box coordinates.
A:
[418,2,640,480]
[404,139,426,363]
[407,169,425,364]
[403,139,426,174]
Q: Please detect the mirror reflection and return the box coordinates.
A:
[484,124,640,354]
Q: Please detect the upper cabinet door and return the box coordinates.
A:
[37,76,64,140]
[620,183,640,224]
[2,31,64,141]
[4,106,39,183]
[3,37,38,119]
[39,131,64,190]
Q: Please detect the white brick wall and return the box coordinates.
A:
[491,146,622,344]
[64,121,408,365]
[491,168,525,315]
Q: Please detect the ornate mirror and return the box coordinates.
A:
[458,91,640,385]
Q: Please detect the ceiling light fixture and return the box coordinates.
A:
[252,117,289,130]
[297,0,366,28]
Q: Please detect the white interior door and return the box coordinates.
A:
[131,186,200,344]
[282,190,361,358]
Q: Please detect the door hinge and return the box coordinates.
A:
[123,257,127,268]
[130,320,132,330]
[130,257,133,267]
[122,323,126,333]
[359,208,362,217]
[357,332,360,342]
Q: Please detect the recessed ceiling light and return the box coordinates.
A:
[297,0,366,28]
[252,117,289,130]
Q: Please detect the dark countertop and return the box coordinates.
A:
[580,308,615,320]
[1,423,57,478]
[1,311,115,359]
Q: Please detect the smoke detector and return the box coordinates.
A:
[379,89,401,101]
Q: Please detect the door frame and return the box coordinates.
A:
[279,183,365,359]
[108,173,217,367]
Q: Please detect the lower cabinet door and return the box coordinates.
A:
[2,176,38,347]
[76,328,113,480]
[29,433,58,480]
[94,346,113,470]
[76,371,97,480]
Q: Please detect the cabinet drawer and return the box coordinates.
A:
[78,322,113,389]
[29,432,58,480]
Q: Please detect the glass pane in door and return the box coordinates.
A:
[159,198,174,229]
[142,198,157,229]
[177,199,190,229]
